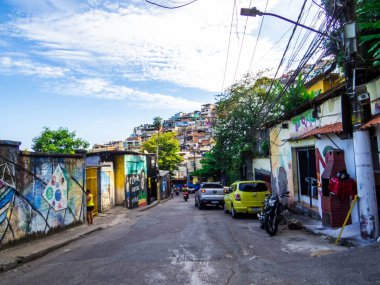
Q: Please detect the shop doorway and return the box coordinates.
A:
[86,167,99,216]
[296,147,318,207]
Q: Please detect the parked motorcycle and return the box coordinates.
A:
[258,191,289,236]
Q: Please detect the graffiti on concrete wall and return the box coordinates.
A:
[290,110,317,137]
[0,155,85,247]
[125,155,147,209]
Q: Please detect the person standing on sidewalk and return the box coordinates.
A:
[86,189,94,225]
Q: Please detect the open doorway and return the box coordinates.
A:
[296,147,318,207]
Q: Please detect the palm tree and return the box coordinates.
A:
[153,116,163,169]
[153,116,163,132]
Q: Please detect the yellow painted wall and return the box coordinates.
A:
[307,74,342,94]
[114,155,125,205]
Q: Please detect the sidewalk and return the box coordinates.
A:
[291,212,373,247]
[0,198,170,273]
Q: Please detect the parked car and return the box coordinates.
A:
[224,181,270,218]
[195,182,226,209]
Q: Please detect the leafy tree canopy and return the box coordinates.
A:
[141,132,183,174]
[32,127,89,154]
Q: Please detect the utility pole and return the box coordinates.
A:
[342,0,379,240]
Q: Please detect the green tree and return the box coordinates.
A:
[141,132,183,174]
[322,0,380,67]
[193,150,220,181]
[153,116,163,132]
[32,127,89,154]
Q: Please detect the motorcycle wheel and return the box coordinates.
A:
[264,213,278,236]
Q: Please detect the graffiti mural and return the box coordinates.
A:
[290,109,317,137]
[0,152,85,247]
[42,165,68,211]
[125,155,147,209]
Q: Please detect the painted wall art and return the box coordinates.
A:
[0,151,85,247]
[125,155,147,209]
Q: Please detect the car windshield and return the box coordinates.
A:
[202,184,223,188]
[238,183,267,192]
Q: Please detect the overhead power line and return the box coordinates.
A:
[247,0,269,73]
[233,0,252,82]
[145,0,199,9]
[221,0,237,94]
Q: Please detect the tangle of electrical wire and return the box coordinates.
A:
[258,8,343,128]
[246,0,308,125]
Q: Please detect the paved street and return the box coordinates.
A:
[1,195,379,285]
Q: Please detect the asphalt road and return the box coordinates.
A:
[1,195,380,285]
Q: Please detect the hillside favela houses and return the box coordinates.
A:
[91,103,217,188]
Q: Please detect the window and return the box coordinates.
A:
[203,183,223,188]
[238,183,268,192]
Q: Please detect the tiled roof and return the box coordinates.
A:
[299,122,343,139]
[361,114,380,129]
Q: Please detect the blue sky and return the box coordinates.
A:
[0,0,321,149]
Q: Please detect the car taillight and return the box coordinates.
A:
[235,193,241,201]
[201,189,206,193]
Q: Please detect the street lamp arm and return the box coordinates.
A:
[241,8,342,43]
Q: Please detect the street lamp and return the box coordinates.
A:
[240,7,342,43]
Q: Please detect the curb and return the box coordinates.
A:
[137,197,172,212]
[301,225,363,247]
[0,227,102,273]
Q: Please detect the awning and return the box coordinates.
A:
[299,122,343,139]
[362,114,380,129]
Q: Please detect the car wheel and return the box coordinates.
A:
[231,205,238,219]
[223,203,229,214]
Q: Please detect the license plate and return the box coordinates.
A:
[211,201,219,204]
[251,207,261,211]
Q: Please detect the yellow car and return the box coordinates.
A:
[224,181,270,218]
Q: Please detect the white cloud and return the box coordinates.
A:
[55,77,203,111]
[0,56,68,78]
[1,0,321,94]
[2,0,290,92]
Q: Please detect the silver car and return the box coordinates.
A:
[195,182,226,209]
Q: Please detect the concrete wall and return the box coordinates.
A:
[0,141,85,247]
